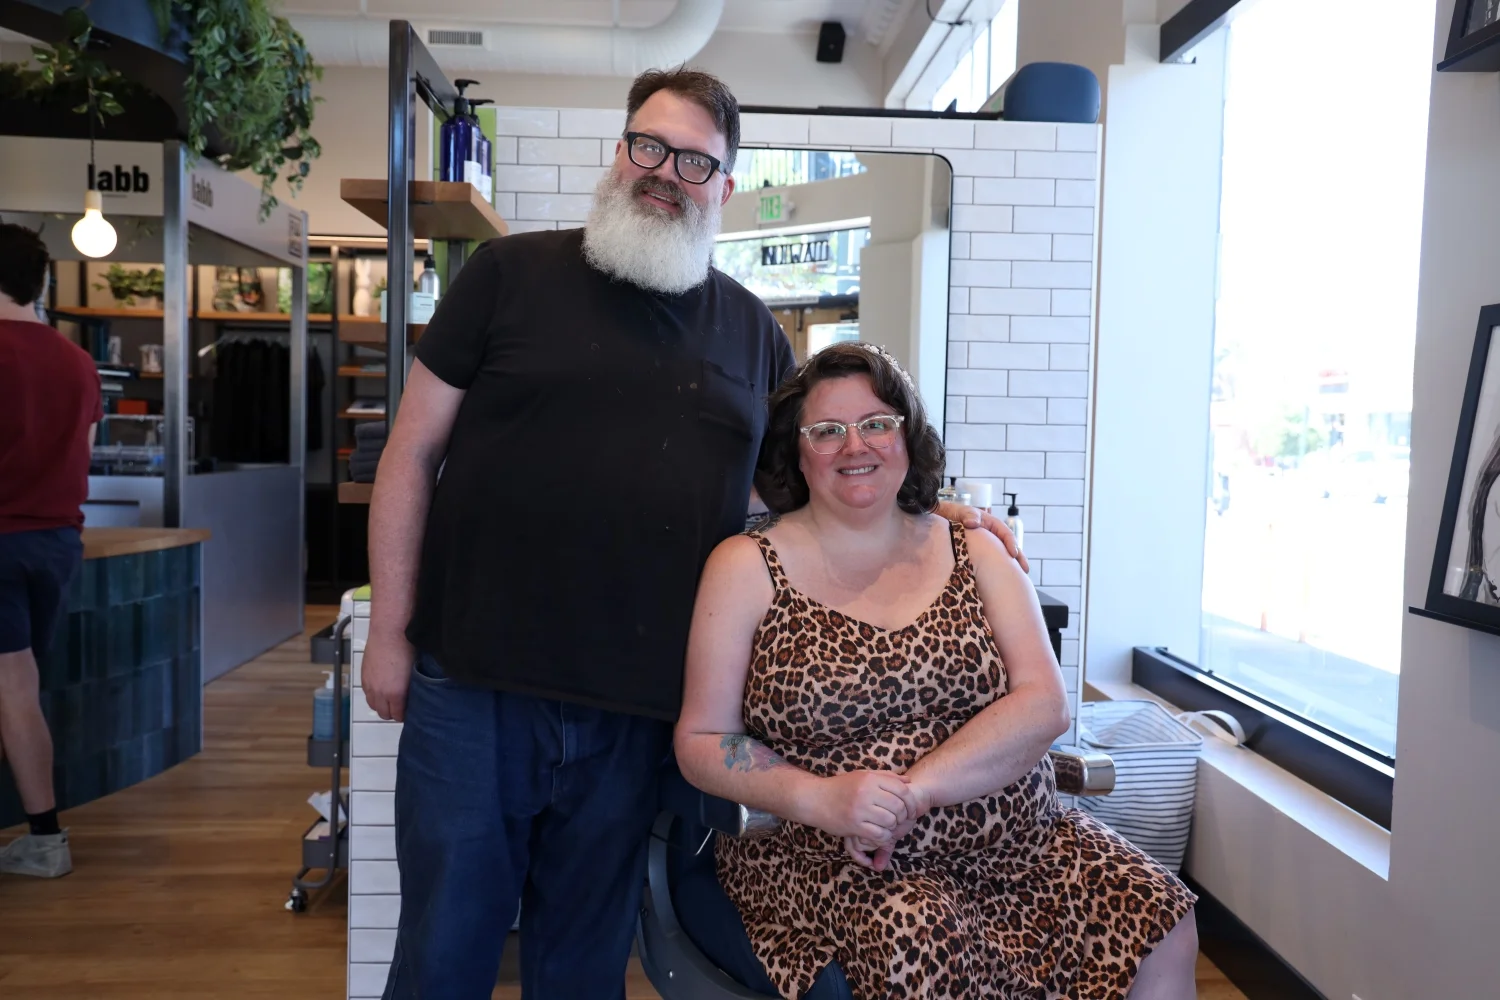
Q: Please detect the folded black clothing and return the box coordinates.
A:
[349,456,379,483]
[353,420,388,443]
[351,439,385,462]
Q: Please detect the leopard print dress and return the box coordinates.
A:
[716,522,1197,1000]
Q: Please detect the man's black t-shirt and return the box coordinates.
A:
[405,228,795,720]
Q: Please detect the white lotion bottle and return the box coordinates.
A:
[1004,493,1024,553]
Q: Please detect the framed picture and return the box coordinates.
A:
[1439,0,1500,71]
[1423,304,1500,638]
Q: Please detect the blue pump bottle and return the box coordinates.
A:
[440,79,482,190]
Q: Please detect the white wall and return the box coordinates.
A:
[1380,0,1500,993]
[252,66,396,237]
[1085,24,1221,686]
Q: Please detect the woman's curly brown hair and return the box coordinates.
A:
[754,342,945,515]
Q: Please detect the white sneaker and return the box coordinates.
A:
[0,830,73,878]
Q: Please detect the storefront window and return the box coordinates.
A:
[1199,0,1435,758]
[714,228,868,305]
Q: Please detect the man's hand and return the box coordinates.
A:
[934,501,1028,573]
[361,628,416,722]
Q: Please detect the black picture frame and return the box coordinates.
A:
[1439,0,1500,72]
[1418,303,1500,640]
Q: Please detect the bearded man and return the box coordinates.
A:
[363,68,1020,999]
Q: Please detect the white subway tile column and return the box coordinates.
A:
[348,113,1101,998]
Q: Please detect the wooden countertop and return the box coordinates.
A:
[82,527,212,560]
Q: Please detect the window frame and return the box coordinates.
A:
[1132,647,1395,829]
[903,0,1018,112]
[1135,0,1435,829]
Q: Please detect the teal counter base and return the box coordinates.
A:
[0,544,203,830]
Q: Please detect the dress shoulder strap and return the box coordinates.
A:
[947,519,971,567]
[745,522,791,593]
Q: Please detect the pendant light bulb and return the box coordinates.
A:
[71,189,117,258]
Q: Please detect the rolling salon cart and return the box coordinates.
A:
[289,611,352,912]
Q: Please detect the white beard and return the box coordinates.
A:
[582,169,721,295]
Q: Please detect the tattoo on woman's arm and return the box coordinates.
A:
[721,734,787,772]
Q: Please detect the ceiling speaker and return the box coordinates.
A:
[817,21,846,63]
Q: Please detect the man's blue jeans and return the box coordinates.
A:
[382,653,672,999]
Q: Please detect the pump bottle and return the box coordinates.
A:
[1004,493,1024,553]
[441,79,487,196]
[418,255,441,299]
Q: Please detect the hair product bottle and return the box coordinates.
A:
[418,255,440,299]
[441,79,482,192]
[470,98,495,202]
[1004,493,1024,553]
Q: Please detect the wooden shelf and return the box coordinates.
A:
[340,179,510,241]
[82,527,212,560]
[51,307,332,323]
[337,365,388,379]
[339,482,373,504]
[337,316,423,346]
[339,407,387,421]
[197,310,333,323]
[337,447,354,458]
[54,306,163,319]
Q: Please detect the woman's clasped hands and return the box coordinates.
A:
[808,769,933,872]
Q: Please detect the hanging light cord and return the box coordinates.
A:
[87,90,97,187]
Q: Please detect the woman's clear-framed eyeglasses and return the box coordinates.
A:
[624,131,722,185]
[799,414,906,455]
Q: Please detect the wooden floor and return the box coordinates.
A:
[0,612,1245,999]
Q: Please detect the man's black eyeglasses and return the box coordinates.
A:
[624,131,722,185]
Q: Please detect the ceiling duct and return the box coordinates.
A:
[291,0,725,76]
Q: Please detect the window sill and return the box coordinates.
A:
[1085,677,1391,880]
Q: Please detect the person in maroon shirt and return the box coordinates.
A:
[0,222,102,878]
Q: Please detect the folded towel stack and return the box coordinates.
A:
[349,420,387,483]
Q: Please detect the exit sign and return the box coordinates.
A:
[757,192,785,224]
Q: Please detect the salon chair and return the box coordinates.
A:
[635,596,1116,1000]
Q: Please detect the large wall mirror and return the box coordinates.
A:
[716,149,953,434]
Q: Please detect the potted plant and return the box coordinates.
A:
[94,263,165,309]
[149,0,323,217]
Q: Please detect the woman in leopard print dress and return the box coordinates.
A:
[676,343,1199,999]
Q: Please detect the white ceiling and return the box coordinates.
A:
[279,1,905,45]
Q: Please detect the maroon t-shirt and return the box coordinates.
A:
[0,320,103,534]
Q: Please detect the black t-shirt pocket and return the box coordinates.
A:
[696,360,755,441]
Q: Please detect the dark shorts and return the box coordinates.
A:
[0,527,84,657]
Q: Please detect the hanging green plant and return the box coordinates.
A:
[0,5,133,122]
[0,2,320,219]
[150,0,323,219]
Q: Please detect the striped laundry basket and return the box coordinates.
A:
[1075,700,1204,874]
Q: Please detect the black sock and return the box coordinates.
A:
[27,809,60,836]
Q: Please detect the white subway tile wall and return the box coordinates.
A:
[349,114,1101,998]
